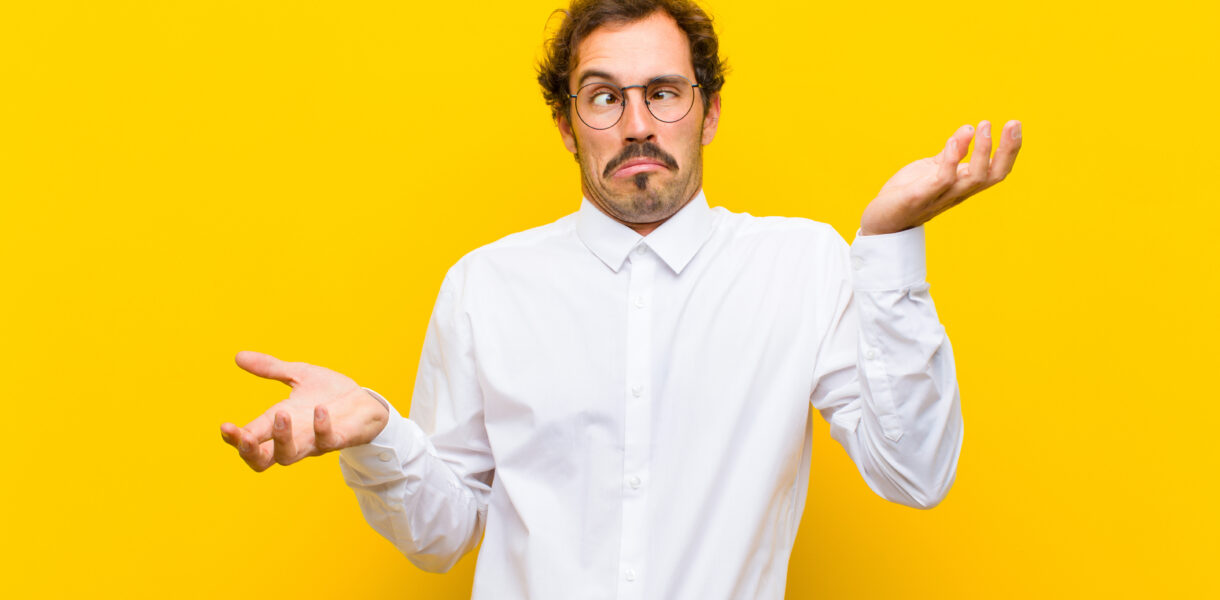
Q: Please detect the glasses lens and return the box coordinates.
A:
[645,75,695,123]
[573,75,697,129]
[575,83,624,129]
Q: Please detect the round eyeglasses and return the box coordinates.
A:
[569,74,701,130]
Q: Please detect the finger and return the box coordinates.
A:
[235,351,302,387]
[987,120,1023,184]
[220,422,243,448]
[242,413,275,444]
[934,125,973,192]
[272,411,300,465]
[236,428,275,472]
[965,120,993,189]
[313,405,344,453]
[935,123,974,156]
[929,124,976,202]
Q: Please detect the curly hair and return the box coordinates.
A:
[536,0,727,122]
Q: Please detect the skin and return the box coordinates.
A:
[556,11,721,236]
[220,10,1023,470]
[860,119,1023,236]
[220,351,388,472]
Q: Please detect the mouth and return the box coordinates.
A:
[612,159,670,178]
[602,142,680,179]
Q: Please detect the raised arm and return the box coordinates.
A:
[335,267,493,572]
[810,226,962,508]
[809,119,1022,508]
[220,265,493,572]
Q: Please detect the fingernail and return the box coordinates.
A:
[981,121,991,138]
[1013,122,1022,139]
[240,441,250,453]
[316,408,326,421]
[275,415,286,430]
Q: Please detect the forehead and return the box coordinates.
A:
[572,11,695,86]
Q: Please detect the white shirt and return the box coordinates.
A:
[339,191,963,600]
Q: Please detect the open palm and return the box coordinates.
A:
[860,120,1022,236]
[220,351,389,472]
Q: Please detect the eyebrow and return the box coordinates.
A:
[575,69,619,87]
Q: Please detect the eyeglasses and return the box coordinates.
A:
[568,74,701,130]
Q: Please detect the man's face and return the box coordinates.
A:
[558,11,721,231]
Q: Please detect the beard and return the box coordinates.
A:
[579,140,703,226]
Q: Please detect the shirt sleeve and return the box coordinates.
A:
[809,225,964,509]
[338,266,494,571]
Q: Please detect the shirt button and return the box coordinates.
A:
[634,245,647,256]
[625,568,637,582]
[378,451,392,462]
[629,475,642,489]
[631,385,643,397]
[864,348,877,360]
[633,296,646,308]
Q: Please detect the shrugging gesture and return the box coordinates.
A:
[220,351,389,472]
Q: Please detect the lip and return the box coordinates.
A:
[612,158,669,178]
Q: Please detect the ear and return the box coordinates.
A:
[700,92,722,146]
[557,111,579,155]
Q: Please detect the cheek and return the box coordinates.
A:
[669,125,705,161]
[578,135,615,167]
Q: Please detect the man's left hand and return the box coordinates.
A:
[859,120,1022,236]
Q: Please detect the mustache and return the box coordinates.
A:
[602,143,679,178]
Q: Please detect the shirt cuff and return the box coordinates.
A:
[849,225,927,291]
[338,388,418,481]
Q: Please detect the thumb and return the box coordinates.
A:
[235,350,300,386]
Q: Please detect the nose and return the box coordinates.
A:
[620,86,656,143]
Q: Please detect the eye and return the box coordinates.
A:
[589,89,621,107]
[650,88,679,101]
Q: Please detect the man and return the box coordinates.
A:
[220,0,1022,597]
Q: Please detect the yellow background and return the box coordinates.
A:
[2,0,1215,597]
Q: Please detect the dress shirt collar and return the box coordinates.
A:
[576,189,716,275]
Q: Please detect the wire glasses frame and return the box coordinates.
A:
[568,74,701,130]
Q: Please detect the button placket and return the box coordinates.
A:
[617,246,654,600]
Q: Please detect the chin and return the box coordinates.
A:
[586,168,692,223]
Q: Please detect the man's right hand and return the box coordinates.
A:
[220,351,390,472]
